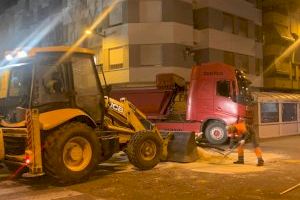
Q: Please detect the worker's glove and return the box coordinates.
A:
[239,140,245,145]
[195,132,203,142]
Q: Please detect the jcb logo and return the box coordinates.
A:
[110,103,124,113]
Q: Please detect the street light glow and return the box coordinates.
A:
[85,30,92,35]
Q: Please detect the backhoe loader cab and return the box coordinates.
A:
[0,47,104,123]
[0,46,164,183]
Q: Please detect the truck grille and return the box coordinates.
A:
[4,136,26,155]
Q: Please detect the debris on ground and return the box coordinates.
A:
[196,147,234,164]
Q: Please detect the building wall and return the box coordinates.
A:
[0,0,263,88]
[262,1,300,91]
[193,0,263,88]
[0,0,104,57]
[101,0,194,84]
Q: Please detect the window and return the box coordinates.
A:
[282,103,297,122]
[34,57,68,106]
[223,13,234,33]
[72,56,98,95]
[140,1,162,22]
[72,55,102,120]
[238,18,248,37]
[260,103,279,123]
[216,80,230,97]
[109,2,123,26]
[109,47,124,70]
[9,66,32,98]
[140,45,162,66]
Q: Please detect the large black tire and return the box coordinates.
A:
[43,122,101,184]
[204,121,227,145]
[127,131,162,170]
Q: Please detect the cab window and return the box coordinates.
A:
[216,80,230,97]
[8,67,32,98]
[33,56,69,106]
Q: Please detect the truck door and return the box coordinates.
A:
[214,79,238,121]
[71,55,104,122]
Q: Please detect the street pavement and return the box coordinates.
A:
[0,136,299,200]
[0,152,130,200]
[0,178,105,200]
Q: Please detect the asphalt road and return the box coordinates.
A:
[0,135,300,200]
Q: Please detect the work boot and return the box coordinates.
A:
[257,158,264,166]
[233,156,244,164]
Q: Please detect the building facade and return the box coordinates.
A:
[0,0,263,88]
[193,0,263,88]
[262,0,300,91]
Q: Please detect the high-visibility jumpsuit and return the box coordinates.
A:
[228,121,264,165]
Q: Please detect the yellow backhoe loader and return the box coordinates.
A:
[0,46,198,184]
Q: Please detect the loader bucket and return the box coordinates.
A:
[162,131,199,163]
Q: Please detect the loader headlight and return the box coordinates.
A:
[5,54,13,61]
[5,50,28,61]
[16,51,28,59]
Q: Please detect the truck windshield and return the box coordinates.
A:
[235,69,252,105]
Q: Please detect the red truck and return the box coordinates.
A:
[112,63,252,144]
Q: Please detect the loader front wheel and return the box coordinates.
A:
[127,131,162,170]
[43,122,101,184]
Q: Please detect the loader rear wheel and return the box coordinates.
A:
[43,122,101,184]
[204,121,227,145]
[127,131,162,170]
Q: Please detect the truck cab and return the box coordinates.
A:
[187,62,252,144]
[111,62,252,145]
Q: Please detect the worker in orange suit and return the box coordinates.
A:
[226,120,264,166]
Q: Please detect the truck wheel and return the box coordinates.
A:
[43,122,101,184]
[127,131,162,170]
[204,121,227,145]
